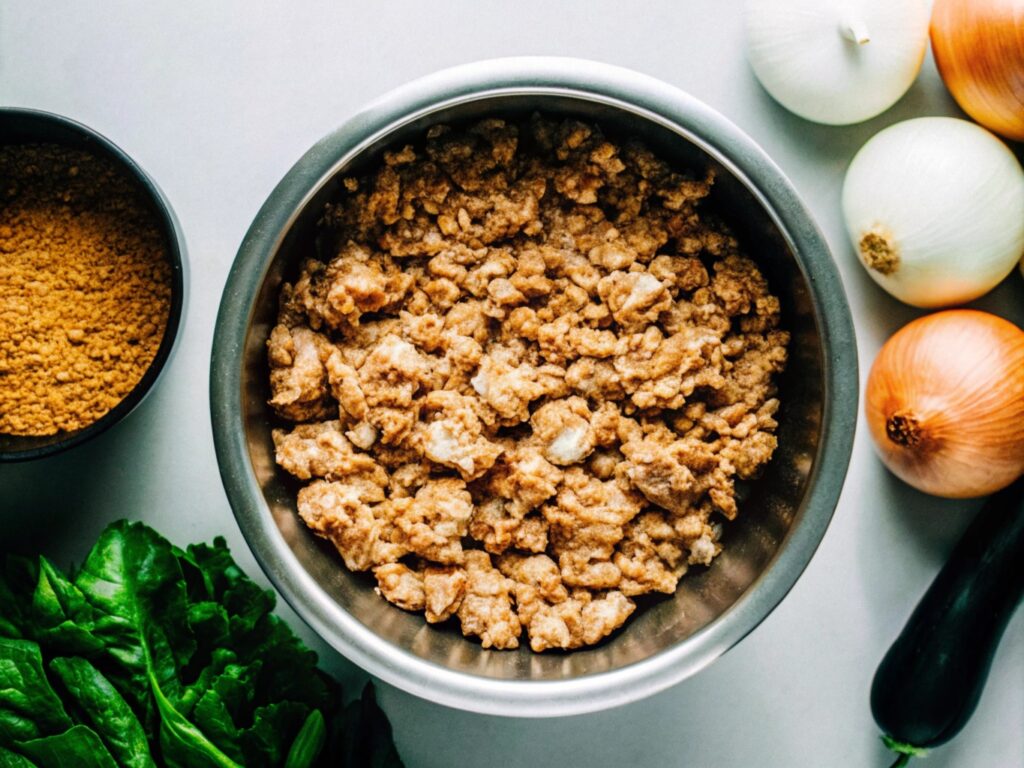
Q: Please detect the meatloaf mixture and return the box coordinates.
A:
[268,116,788,652]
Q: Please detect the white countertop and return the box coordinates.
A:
[2,2,1022,766]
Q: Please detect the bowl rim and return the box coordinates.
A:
[0,107,188,462]
[211,56,858,717]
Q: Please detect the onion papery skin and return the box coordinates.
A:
[866,310,1024,498]
[931,0,1024,142]
[744,0,930,125]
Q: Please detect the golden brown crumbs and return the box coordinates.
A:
[0,144,171,436]
[268,116,789,652]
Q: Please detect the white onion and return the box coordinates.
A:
[842,118,1024,308]
[744,0,930,125]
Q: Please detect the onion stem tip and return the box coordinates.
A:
[841,19,871,45]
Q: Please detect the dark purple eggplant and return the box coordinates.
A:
[871,477,1024,766]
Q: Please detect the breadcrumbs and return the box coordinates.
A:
[269,116,789,652]
[0,144,171,436]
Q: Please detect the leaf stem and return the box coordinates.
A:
[889,753,912,768]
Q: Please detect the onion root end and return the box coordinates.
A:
[860,230,899,275]
[886,412,922,447]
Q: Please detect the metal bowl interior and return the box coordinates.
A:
[0,108,186,462]
[212,59,857,716]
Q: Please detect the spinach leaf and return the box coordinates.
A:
[151,670,241,768]
[284,709,326,768]
[0,639,71,744]
[30,560,103,656]
[0,522,405,768]
[185,540,275,632]
[184,601,230,655]
[15,725,117,768]
[70,522,241,764]
[177,540,333,766]
[0,746,35,768]
[48,656,154,768]
[183,657,249,763]
[237,701,309,768]
[0,557,101,655]
[73,521,193,726]
[174,647,236,717]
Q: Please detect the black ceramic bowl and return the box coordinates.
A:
[0,108,186,461]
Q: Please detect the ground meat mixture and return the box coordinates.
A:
[269,116,788,652]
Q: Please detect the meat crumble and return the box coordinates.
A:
[268,116,788,652]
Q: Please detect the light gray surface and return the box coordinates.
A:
[1,2,1021,766]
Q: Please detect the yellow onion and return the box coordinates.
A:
[866,310,1024,498]
[931,0,1024,142]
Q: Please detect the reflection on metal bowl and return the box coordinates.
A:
[211,57,857,717]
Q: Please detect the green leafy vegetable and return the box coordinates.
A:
[284,709,326,768]
[151,669,241,768]
[0,521,403,767]
[48,657,154,768]
[0,745,36,768]
[31,559,104,656]
[16,724,118,768]
[73,521,193,726]
[0,639,71,743]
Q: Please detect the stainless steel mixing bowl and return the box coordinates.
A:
[211,57,857,717]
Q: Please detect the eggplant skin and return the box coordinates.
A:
[871,478,1024,749]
